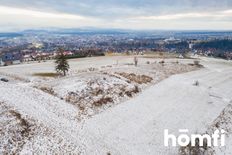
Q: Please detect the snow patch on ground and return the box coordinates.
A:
[0,56,231,154]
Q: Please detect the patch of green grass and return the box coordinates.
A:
[32,72,60,77]
[143,52,179,59]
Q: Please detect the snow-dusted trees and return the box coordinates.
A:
[55,48,69,76]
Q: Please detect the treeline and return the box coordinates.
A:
[165,41,189,51]
[65,52,105,59]
[66,49,105,59]
[0,33,23,38]
[194,39,232,51]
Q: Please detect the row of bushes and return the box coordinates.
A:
[65,53,105,59]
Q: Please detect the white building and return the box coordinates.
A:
[164,37,181,43]
[189,43,194,49]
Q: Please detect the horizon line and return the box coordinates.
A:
[1,28,232,33]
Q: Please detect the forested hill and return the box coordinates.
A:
[0,33,23,38]
[194,39,232,51]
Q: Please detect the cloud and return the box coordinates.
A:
[0,0,232,17]
[0,6,85,20]
[0,5,104,31]
[0,0,232,31]
[134,10,232,20]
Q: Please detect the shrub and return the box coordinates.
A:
[93,97,113,107]
[115,72,153,84]
[33,72,60,77]
[159,60,165,64]
[194,60,200,66]
[134,56,138,66]
[36,86,56,95]
[125,85,140,97]
[179,138,214,155]
[193,80,199,86]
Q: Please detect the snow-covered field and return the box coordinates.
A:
[0,56,231,154]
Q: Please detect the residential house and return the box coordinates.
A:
[1,52,22,66]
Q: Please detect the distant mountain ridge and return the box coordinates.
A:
[21,28,133,35]
[1,28,232,38]
[0,33,23,38]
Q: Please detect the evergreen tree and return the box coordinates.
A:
[55,48,69,76]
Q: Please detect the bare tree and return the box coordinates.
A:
[134,56,138,66]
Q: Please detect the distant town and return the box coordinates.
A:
[0,29,232,66]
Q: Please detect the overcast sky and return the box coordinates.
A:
[0,0,232,31]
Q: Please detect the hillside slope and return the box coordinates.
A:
[0,57,231,154]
